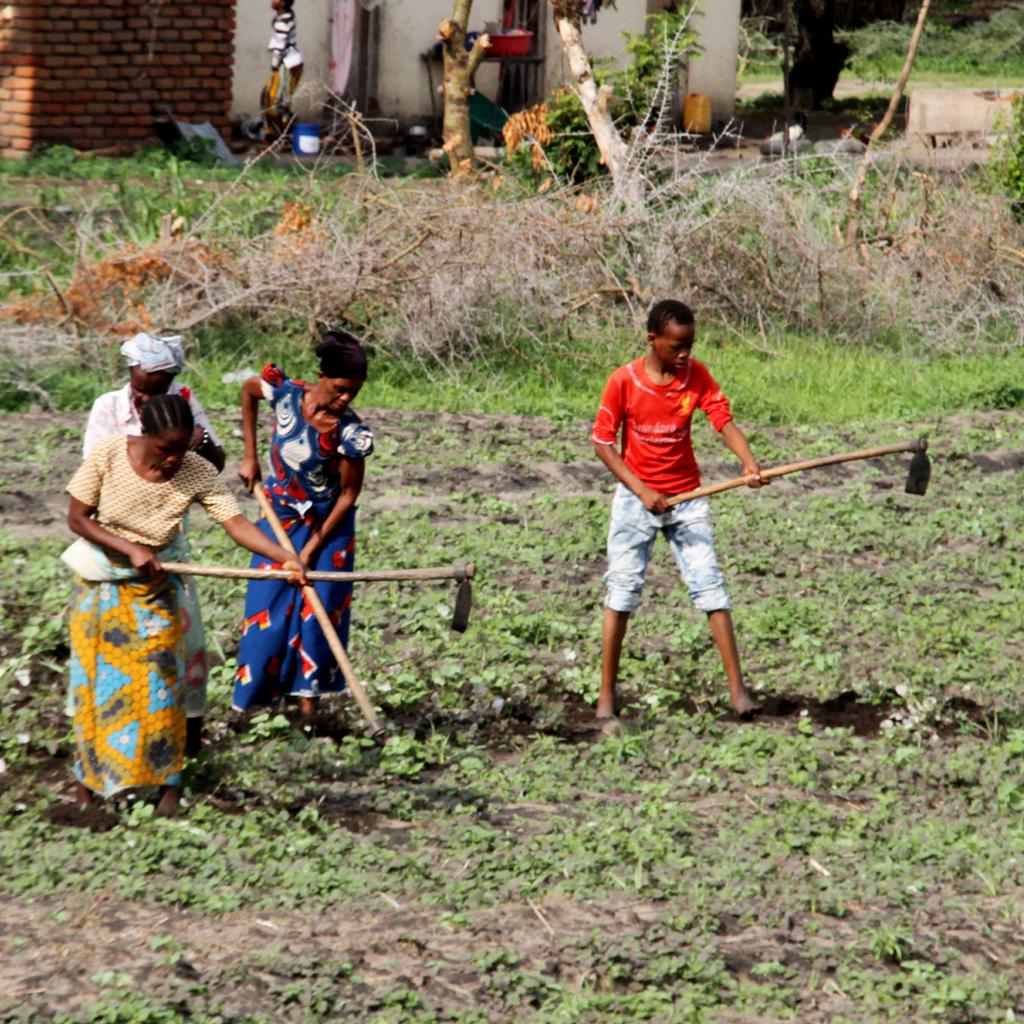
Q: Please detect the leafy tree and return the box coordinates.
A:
[995,94,1024,220]
[745,0,982,105]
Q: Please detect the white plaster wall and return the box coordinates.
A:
[232,0,505,123]
[543,2,738,122]
[686,0,740,120]
[375,0,503,121]
[230,1,737,124]
[232,0,332,120]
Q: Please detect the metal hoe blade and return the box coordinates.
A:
[451,579,473,633]
[905,438,931,495]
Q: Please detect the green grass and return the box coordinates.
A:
[4,369,1024,1018]
[367,336,1024,428]
[843,10,1024,84]
[740,9,1024,89]
[3,399,1024,1020]
[0,144,438,185]
[8,330,1024,430]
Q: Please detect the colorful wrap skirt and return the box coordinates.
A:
[68,573,186,796]
[232,503,356,711]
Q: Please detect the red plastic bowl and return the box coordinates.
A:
[485,31,533,58]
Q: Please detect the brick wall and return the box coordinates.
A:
[0,1,236,159]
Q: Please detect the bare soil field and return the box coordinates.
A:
[2,406,1023,1022]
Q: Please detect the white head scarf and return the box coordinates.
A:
[120,332,184,374]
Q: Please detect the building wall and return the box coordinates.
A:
[232,0,503,123]
[542,3,648,96]
[232,0,331,121]
[0,0,236,159]
[542,1,741,122]
[377,1,502,121]
[229,0,739,126]
[686,0,741,121]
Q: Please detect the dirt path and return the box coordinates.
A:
[2,863,1017,1021]
[0,890,668,1018]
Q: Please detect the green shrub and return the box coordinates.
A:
[995,94,1024,220]
[508,87,603,184]
[616,9,701,126]
[842,9,1024,81]
[517,9,700,184]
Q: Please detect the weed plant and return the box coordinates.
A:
[994,93,1024,219]
[2,403,1024,1019]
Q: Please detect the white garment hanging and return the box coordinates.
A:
[330,0,357,95]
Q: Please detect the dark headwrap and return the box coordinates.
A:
[316,330,368,380]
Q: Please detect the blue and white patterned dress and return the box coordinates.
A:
[233,365,373,710]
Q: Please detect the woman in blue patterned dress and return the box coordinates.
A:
[233,332,373,720]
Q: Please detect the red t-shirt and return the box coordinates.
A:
[592,357,732,495]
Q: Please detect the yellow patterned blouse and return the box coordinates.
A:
[66,436,241,550]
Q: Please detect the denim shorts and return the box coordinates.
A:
[604,485,730,614]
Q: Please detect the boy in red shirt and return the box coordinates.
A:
[592,299,765,718]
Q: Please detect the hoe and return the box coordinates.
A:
[666,437,931,507]
[162,487,475,743]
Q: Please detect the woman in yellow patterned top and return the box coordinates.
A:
[65,394,304,818]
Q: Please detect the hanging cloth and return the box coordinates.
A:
[330,0,358,96]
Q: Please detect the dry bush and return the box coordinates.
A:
[504,103,553,171]
[1,150,1021,376]
[618,151,1024,348]
[5,238,219,337]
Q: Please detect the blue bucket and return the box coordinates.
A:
[293,122,320,156]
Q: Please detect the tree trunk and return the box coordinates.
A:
[550,1,643,205]
[440,0,489,178]
[845,0,931,248]
[790,0,849,109]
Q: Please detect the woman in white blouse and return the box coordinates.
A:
[82,333,225,756]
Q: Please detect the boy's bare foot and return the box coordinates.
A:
[75,783,95,808]
[731,688,760,718]
[155,786,180,818]
[185,716,203,758]
[595,700,616,721]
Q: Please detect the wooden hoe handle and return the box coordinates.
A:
[253,487,386,739]
[666,438,928,508]
[160,562,476,585]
